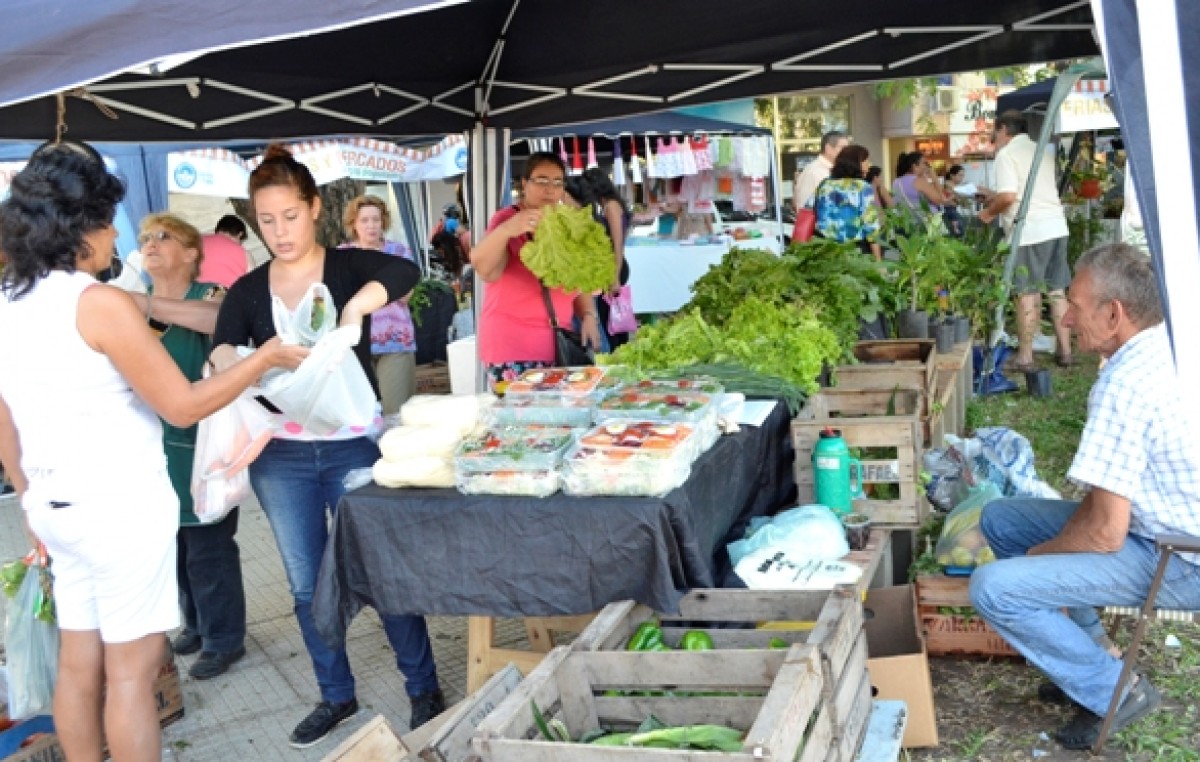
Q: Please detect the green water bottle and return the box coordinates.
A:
[813,427,865,516]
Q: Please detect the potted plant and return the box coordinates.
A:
[883,206,958,340]
[1069,163,1112,201]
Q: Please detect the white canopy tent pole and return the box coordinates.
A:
[769,135,784,247]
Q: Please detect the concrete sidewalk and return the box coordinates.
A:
[0,494,524,761]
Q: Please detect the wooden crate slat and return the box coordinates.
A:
[744,645,824,762]
[474,646,573,741]
[578,650,785,691]
[824,671,873,762]
[555,656,600,736]
[915,575,1019,658]
[592,695,765,729]
[808,590,863,695]
[797,707,838,762]
[673,588,835,622]
[482,740,761,761]
[824,633,868,731]
[798,389,925,420]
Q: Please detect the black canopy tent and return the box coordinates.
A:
[0,1,1097,142]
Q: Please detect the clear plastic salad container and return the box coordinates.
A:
[594,390,715,425]
[454,426,575,473]
[635,375,726,396]
[503,367,607,397]
[561,432,696,496]
[456,470,561,498]
[486,394,595,428]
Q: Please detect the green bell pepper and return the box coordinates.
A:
[680,630,714,651]
[626,621,664,651]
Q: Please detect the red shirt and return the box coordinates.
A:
[478,206,577,365]
[199,234,249,289]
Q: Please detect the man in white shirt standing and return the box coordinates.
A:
[793,130,849,210]
[979,111,1074,370]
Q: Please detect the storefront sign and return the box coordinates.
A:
[915,137,948,156]
[950,87,1001,157]
[1058,80,1118,132]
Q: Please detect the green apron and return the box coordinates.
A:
[153,282,218,525]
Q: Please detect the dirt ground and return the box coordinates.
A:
[910,632,1200,761]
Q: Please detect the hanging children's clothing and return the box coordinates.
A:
[629,138,643,184]
[654,136,681,178]
[612,138,626,187]
[692,135,713,171]
[677,137,698,176]
[644,136,659,179]
[586,137,599,169]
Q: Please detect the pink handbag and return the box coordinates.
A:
[604,285,638,335]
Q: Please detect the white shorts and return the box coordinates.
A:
[25,473,180,643]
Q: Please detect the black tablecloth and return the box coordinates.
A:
[313,400,795,648]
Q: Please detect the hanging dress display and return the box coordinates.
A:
[612,138,626,187]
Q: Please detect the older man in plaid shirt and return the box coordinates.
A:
[969,243,1200,750]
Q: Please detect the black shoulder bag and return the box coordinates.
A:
[540,285,594,367]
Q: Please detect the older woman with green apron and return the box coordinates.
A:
[133,212,248,680]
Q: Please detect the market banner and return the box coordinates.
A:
[168,149,252,198]
[167,135,467,197]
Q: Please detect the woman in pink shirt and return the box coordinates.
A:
[472,153,602,390]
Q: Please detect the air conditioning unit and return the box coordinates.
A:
[934,87,959,113]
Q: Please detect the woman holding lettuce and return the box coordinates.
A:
[472,152,602,390]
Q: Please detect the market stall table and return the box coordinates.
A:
[624,236,782,314]
[313,400,796,690]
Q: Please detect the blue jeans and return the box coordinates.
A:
[249,437,439,703]
[178,507,246,654]
[970,497,1200,715]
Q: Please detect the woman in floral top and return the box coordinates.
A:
[340,195,418,414]
[813,145,882,261]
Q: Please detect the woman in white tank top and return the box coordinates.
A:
[0,141,306,762]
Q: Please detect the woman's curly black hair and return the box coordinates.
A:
[0,141,125,299]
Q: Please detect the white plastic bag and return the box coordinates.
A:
[192,393,274,523]
[4,558,58,720]
[257,326,375,436]
[734,548,863,590]
[272,283,337,347]
[727,504,850,566]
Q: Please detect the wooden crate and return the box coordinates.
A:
[827,340,936,400]
[793,390,925,527]
[934,342,971,438]
[2,659,183,762]
[473,645,833,762]
[926,367,960,450]
[915,574,1019,658]
[415,362,452,395]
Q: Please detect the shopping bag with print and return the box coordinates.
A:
[604,285,638,334]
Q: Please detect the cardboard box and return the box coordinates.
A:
[863,585,938,748]
[415,362,452,395]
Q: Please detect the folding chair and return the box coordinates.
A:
[1093,533,1200,753]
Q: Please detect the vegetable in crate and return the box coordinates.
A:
[520,204,616,293]
[626,621,665,651]
[680,630,714,650]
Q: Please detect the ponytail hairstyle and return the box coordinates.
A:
[248,143,319,212]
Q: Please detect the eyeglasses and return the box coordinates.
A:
[527,177,565,189]
[137,230,175,245]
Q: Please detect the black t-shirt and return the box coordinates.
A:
[212,247,421,399]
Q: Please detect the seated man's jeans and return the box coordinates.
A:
[970,497,1200,715]
[249,436,439,704]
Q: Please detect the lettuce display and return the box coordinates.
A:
[520,204,616,293]
[605,297,840,394]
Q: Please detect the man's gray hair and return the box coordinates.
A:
[820,131,847,152]
[994,110,1028,138]
[1076,243,1164,327]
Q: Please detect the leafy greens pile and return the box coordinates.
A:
[520,204,616,292]
[688,241,890,361]
[605,297,840,394]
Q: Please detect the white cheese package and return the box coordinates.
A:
[456,470,561,498]
[560,421,695,498]
[373,456,456,489]
[379,425,463,461]
[399,393,495,437]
